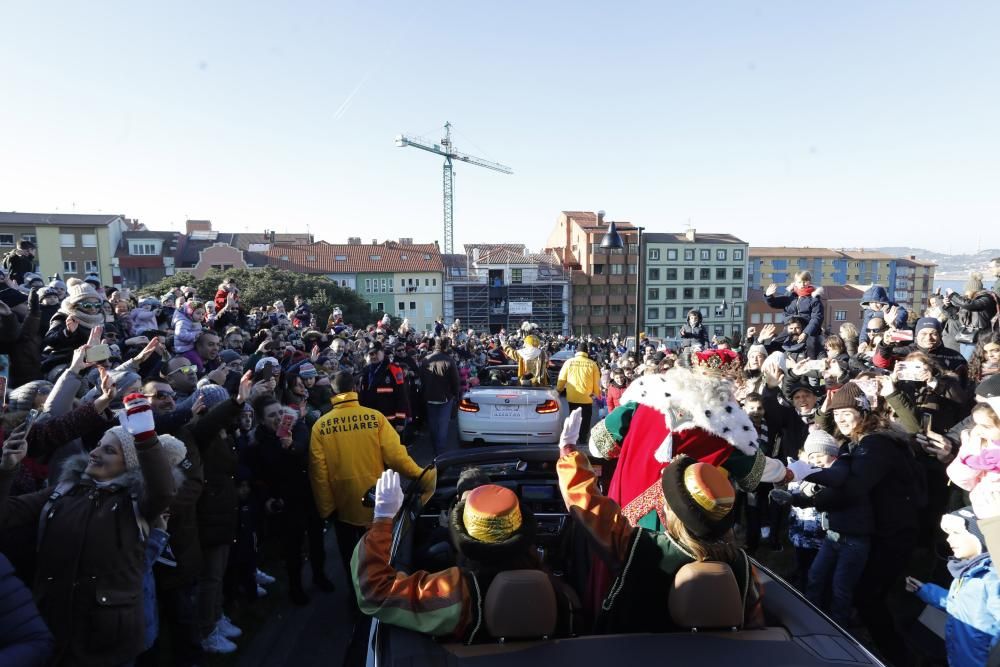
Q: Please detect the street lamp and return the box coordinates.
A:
[599,218,644,351]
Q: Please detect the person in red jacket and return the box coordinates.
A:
[606,366,628,413]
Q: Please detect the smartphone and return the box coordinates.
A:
[920,413,933,434]
[896,361,925,382]
[22,408,40,437]
[0,376,6,408]
[276,411,296,439]
[887,330,914,343]
[85,344,112,363]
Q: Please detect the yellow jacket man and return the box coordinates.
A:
[310,373,435,576]
[556,345,601,446]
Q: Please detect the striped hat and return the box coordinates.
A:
[661,455,736,540]
[461,485,523,544]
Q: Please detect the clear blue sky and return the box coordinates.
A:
[1,1,997,254]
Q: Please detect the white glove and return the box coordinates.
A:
[373,470,404,520]
[560,408,583,448]
[786,457,820,483]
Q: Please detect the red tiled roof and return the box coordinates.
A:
[266,242,443,274]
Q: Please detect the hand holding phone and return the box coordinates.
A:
[276,411,296,439]
[904,576,923,593]
[85,344,112,364]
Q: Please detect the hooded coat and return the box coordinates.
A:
[860,285,909,337]
[0,436,175,667]
[766,285,825,358]
[679,312,709,348]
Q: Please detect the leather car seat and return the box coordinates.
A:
[668,561,744,631]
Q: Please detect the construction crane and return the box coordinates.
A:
[395,122,512,255]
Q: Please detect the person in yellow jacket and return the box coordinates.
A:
[556,343,602,446]
[310,371,436,666]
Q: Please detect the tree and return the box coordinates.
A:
[141,267,392,329]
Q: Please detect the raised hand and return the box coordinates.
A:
[765,283,778,297]
[0,423,29,471]
[559,407,584,455]
[93,366,118,413]
[237,371,254,404]
[373,470,404,520]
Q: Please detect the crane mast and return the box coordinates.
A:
[394,122,512,255]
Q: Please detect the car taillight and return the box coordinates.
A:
[459,398,479,413]
[536,399,560,414]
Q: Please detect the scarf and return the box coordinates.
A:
[58,305,105,329]
[793,285,816,298]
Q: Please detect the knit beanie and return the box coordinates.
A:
[825,382,870,413]
[7,381,53,413]
[914,317,942,335]
[661,455,736,540]
[195,383,230,409]
[66,277,100,304]
[298,362,318,379]
[943,506,986,551]
[219,349,242,364]
[107,426,140,471]
[158,434,188,468]
[255,356,280,373]
[804,430,841,459]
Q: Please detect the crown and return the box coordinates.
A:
[692,349,743,378]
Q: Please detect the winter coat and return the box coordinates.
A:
[500,342,549,385]
[917,553,1000,667]
[129,307,159,336]
[420,351,461,402]
[860,285,909,334]
[1,250,36,284]
[766,286,825,337]
[41,311,91,358]
[0,437,175,667]
[256,419,313,509]
[679,317,709,348]
[874,341,969,380]
[947,289,1000,344]
[155,418,207,591]
[606,381,627,413]
[8,306,43,387]
[0,552,54,667]
[556,352,602,404]
[194,398,242,548]
[172,311,202,354]
[358,361,411,426]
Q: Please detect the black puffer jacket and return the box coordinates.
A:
[947,289,999,343]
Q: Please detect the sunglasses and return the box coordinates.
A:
[168,365,198,376]
[77,301,102,311]
[145,390,176,400]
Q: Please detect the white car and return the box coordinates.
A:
[458,365,564,446]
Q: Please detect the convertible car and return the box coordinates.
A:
[366,446,886,667]
[458,365,564,446]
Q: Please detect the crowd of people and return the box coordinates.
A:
[1,243,1000,666]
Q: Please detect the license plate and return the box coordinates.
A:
[493,405,522,418]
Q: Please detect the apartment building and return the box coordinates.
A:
[750,247,936,314]
[266,238,444,331]
[444,245,569,334]
[643,231,749,340]
[0,211,129,285]
[545,211,640,337]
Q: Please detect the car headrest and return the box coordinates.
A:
[484,570,557,640]
[668,561,744,630]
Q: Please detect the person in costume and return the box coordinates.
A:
[557,408,764,632]
[500,332,549,386]
[587,353,802,531]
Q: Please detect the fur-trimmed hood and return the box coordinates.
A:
[786,284,824,297]
[58,453,147,496]
[616,367,760,463]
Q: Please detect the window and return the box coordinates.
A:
[60,234,75,247]
[665,326,677,337]
[835,310,847,321]
[280,255,289,261]
[700,249,711,261]
[733,305,743,317]
[376,302,384,312]
[733,268,743,280]
[573,305,587,315]
[648,268,660,280]
[647,287,659,300]
[762,313,774,323]
[648,248,660,261]
[647,307,659,320]
[400,254,408,260]
[667,249,678,261]
[750,313,761,324]
[732,287,743,298]
[0,234,13,246]
[683,287,694,299]
[81,234,97,247]
[85,260,99,273]
[365,279,372,292]
[663,268,675,280]
[610,263,624,275]
[398,302,405,311]
[20,234,36,245]
[425,278,430,286]
[591,305,606,316]
[609,285,627,296]
[716,268,726,280]
[63,260,77,273]
[714,325,725,335]
[648,326,659,337]
[370,255,381,261]
[593,263,605,275]
[400,279,405,287]
[432,278,437,286]
[716,249,727,261]
[699,287,710,299]
[734,249,744,261]
[684,249,695,261]
[628,264,636,275]
[666,307,677,319]
[306,255,316,262]
[665,287,677,299]
[410,301,416,310]
[715,287,726,299]
[424,254,431,260]
[335,255,347,261]
[683,268,694,281]
[610,304,624,315]
[699,268,710,281]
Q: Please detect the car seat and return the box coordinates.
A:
[483,570,557,641]
[668,561,744,631]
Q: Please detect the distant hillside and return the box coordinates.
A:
[869,247,1000,279]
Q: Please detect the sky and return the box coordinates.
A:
[1,1,998,255]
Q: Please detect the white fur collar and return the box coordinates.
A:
[619,367,760,462]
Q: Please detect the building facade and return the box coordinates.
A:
[113,231,182,287]
[0,212,129,286]
[444,246,569,334]
[643,231,749,341]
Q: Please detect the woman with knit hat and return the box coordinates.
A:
[796,380,921,664]
[556,408,764,632]
[0,393,176,666]
[41,277,106,367]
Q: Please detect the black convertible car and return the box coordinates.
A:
[367,446,885,667]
